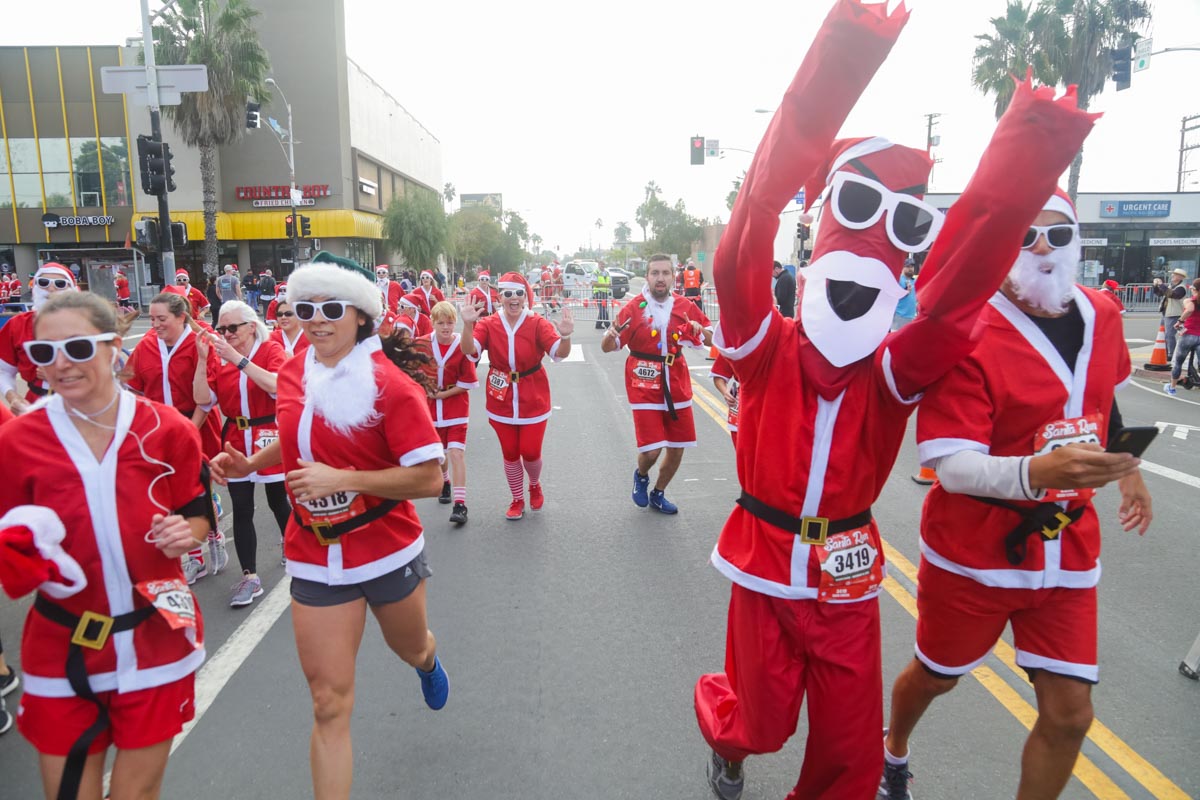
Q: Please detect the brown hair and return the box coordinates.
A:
[35,291,118,336]
[647,253,673,266]
[379,327,433,392]
[150,291,190,318]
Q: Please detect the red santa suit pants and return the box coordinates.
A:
[695,584,883,800]
[488,419,547,462]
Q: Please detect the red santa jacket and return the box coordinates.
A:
[416,285,445,311]
[710,0,1096,601]
[614,290,710,410]
[268,326,310,359]
[0,393,207,696]
[468,285,500,316]
[207,338,287,481]
[916,288,1130,589]
[417,333,479,426]
[710,353,740,433]
[470,310,562,425]
[0,311,49,400]
[125,327,223,458]
[276,339,444,585]
[379,280,403,314]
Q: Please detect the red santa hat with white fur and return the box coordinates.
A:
[497,271,534,309]
[0,506,87,600]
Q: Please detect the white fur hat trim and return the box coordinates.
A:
[287,262,382,319]
[0,505,87,599]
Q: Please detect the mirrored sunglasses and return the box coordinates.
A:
[24,333,116,366]
[827,171,943,253]
[293,300,353,322]
[36,277,71,289]
[1022,224,1076,250]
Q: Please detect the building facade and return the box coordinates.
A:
[0,0,441,292]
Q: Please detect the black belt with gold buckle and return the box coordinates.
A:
[969,496,1086,565]
[736,491,873,547]
[222,413,276,435]
[292,498,400,546]
[507,364,544,383]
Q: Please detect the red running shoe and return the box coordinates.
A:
[529,483,544,510]
[506,499,526,521]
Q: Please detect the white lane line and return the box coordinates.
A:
[170,575,293,755]
[1140,460,1200,490]
[1128,378,1200,407]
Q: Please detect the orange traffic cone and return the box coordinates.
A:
[912,465,937,485]
[1145,324,1170,371]
[707,344,718,361]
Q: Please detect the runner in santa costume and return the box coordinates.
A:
[264,281,287,325]
[171,269,210,320]
[124,292,227,585]
[710,353,739,448]
[399,292,434,337]
[460,271,573,520]
[208,251,450,799]
[877,190,1151,800]
[600,253,712,514]
[0,274,10,302]
[418,300,479,525]
[0,263,78,414]
[193,301,290,607]
[375,265,402,314]
[468,270,500,317]
[691,3,1099,798]
[267,298,310,359]
[539,264,558,315]
[0,291,210,800]
[416,269,445,310]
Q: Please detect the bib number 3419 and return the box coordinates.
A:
[816,527,883,602]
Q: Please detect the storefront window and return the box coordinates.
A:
[71,137,130,208]
[8,139,42,208]
[345,239,375,268]
[100,137,131,207]
[39,138,73,208]
[0,147,9,209]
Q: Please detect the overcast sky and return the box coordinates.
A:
[4,0,1196,258]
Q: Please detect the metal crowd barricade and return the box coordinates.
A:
[455,283,724,325]
[1119,283,1161,313]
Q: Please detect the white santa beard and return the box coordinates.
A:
[800,250,906,367]
[1008,246,1078,314]
[641,285,673,334]
[303,342,381,435]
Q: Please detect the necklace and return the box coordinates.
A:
[65,387,119,422]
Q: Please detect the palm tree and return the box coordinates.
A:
[153,0,270,276]
[971,0,1150,199]
[644,181,661,201]
[443,182,456,207]
[613,221,631,245]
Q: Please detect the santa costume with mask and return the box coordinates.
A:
[692,1,1098,798]
[0,263,79,410]
[376,265,403,314]
[416,270,445,310]
[468,270,500,317]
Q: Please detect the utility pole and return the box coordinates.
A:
[1177,113,1200,192]
[265,78,300,269]
[924,113,942,154]
[140,0,175,279]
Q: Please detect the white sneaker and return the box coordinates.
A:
[208,532,229,576]
[1164,383,1178,396]
[183,554,207,585]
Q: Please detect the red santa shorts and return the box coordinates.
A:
[632,405,696,452]
[436,423,468,451]
[915,563,1098,683]
[19,673,196,755]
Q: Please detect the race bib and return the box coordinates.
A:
[630,359,663,392]
[136,578,197,631]
[486,368,511,402]
[252,426,279,453]
[1033,414,1102,502]
[816,527,883,602]
[294,490,367,528]
[727,380,740,427]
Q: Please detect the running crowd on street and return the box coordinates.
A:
[0,1,1190,799]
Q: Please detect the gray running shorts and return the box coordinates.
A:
[290,552,431,608]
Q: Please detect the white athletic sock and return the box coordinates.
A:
[884,744,909,765]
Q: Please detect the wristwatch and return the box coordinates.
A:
[236,357,250,370]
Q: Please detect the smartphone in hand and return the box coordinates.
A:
[1106,426,1159,458]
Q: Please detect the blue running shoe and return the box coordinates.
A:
[649,489,678,515]
[417,656,449,710]
[632,468,650,507]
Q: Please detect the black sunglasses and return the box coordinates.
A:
[276,311,295,318]
[215,322,251,335]
[36,277,71,289]
[1022,224,1076,250]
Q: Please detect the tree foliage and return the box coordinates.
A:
[630,183,705,258]
[446,206,527,272]
[383,188,447,270]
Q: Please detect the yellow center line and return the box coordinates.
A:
[687,372,1189,800]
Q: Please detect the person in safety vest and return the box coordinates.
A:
[593,266,613,330]
[682,261,703,308]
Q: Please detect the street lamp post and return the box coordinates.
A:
[266,77,299,270]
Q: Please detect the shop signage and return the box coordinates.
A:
[1080,238,1108,246]
[42,212,116,228]
[1149,237,1200,247]
[252,198,315,208]
[1099,200,1171,218]
[235,184,331,201]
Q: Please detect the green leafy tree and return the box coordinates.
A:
[971,2,1060,118]
[383,189,447,270]
[448,206,504,272]
[442,182,455,207]
[152,0,270,275]
[613,221,631,245]
[725,171,747,212]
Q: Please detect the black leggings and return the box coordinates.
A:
[228,481,291,574]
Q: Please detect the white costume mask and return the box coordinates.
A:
[800,250,906,367]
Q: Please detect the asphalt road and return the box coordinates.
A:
[1,310,1197,800]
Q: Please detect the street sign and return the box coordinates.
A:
[705,139,720,158]
[794,189,806,206]
[100,65,209,107]
[1134,38,1152,72]
[697,251,706,263]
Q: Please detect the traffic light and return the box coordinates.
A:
[796,222,810,243]
[300,215,311,237]
[134,218,159,248]
[1111,46,1132,91]
[171,221,188,248]
[690,136,705,166]
[246,101,261,129]
[285,214,295,238]
[136,134,175,196]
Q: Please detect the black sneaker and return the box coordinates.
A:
[877,760,914,799]
[707,750,743,800]
[0,669,19,698]
[449,502,468,526]
[438,481,452,504]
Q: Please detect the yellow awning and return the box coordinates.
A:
[129,209,384,242]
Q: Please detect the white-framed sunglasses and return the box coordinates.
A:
[1022,224,1077,250]
[825,171,944,253]
[293,300,354,322]
[500,288,525,299]
[36,277,72,290]
[24,333,116,366]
